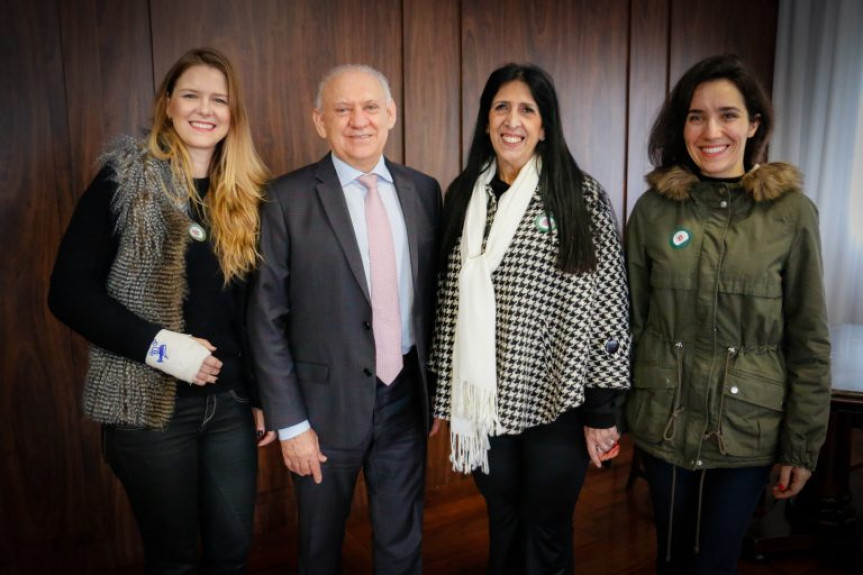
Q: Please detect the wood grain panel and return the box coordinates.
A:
[59,0,154,193]
[462,0,630,220]
[0,0,155,571]
[150,0,404,178]
[0,0,81,572]
[669,0,779,96]
[403,0,462,188]
[1,1,86,573]
[625,0,670,216]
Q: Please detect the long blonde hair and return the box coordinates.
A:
[148,47,269,284]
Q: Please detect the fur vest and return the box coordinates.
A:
[83,136,192,428]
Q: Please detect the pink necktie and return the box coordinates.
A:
[358,174,403,384]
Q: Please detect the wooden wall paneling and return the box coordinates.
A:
[150,0,404,178]
[59,0,155,193]
[403,0,463,188]
[56,0,106,196]
[89,1,157,148]
[0,0,155,571]
[0,0,75,571]
[625,0,670,217]
[461,0,631,220]
[669,0,779,95]
[402,0,465,491]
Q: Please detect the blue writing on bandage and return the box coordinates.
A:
[148,340,169,364]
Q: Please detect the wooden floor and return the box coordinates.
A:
[248,432,863,574]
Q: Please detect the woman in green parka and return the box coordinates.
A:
[625,54,831,574]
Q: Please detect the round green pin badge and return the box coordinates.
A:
[670,228,691,249]
[534,213,557,233]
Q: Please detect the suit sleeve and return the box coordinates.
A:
[247,185,309,430]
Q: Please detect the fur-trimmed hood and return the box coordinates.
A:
[646,162,802,203]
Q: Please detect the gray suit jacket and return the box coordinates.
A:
[248,154,441,448]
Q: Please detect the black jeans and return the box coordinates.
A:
[104,388,258,575]
[641,450,771,575]
[472,408,590,575]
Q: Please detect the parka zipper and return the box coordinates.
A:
[700,185,735,455]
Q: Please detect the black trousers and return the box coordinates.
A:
[104,388,258,575]
[642,450,771,574]
[292,350,427,575]
[472,408,590,575]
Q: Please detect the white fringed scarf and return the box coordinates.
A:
[450,156,540,473]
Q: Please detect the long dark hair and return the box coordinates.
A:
[438,63,596,274]
[648,54,774,171]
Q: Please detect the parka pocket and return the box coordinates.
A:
[626,365,679,445]
[718,369,786,457]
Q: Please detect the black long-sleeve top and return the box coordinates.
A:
[49,167,249,397]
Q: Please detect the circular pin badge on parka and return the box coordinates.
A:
[670,228,691,249]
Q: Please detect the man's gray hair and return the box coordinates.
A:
[314,64,393,110]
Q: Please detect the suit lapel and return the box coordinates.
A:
[314,156,371,303]
[388,161,420,289]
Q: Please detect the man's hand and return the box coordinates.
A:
[280,428,328,484]
[772,465,812,499]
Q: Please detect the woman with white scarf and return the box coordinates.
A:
[429,63,631,574]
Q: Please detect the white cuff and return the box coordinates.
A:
[145,329,211,383]
[278,421,311,440]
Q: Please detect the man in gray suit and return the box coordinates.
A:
[248,64,441,574]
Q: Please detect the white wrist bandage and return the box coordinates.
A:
[145,329,211,383]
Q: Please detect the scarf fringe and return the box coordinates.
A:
[449,425,491,474]
[450,382,498,473]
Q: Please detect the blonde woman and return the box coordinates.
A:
[49,48,274,573]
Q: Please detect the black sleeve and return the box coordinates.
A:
[48,167,162,361]
[234,278,263,408]
[580,388,626,429]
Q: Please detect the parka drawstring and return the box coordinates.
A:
[665,465,677,563]
[705,347,738,455]
[663,342,686,441]
[664,466,709,562]
[693,468,707,554]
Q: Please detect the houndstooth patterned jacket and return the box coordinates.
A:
[430,174,631,434]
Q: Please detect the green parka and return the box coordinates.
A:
[625,162,831,472]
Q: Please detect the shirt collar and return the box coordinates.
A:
[330,154,393,188]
